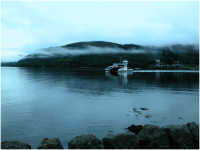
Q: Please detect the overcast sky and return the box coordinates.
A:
[1,1,199,62]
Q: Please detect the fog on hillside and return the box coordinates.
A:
[24,44,199,59]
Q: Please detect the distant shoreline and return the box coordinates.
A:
[1,66,199,71]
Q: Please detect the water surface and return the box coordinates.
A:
[1,68,199,148]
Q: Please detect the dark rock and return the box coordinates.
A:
[68,134,103,149]
[37,138,63,149]
[126,124,143,134]
[177,116,183,119]
[1,140,31,149]
[186,122,199,149]
[137,124,170,149]
[162,124,194,149]
[102,132,139,149]
[145,114,152,118]
[133,108,142,114]
[140,108,149,110]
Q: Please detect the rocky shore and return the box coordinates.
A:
[1,122,199,149]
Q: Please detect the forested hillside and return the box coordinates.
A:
[16,41,199,68]
[16,54,155,68]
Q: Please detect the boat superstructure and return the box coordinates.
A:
[105,60,133,72]
[105,66,113,71]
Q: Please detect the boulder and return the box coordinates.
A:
[162,124,194,149]
[68,134,103,149]
[137,124,170,149]
[37,138,63,149]
[1,140,31,149]
[186,122,199,149]
[126,124,143,134]
[102,132,139,149]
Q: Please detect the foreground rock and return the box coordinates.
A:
[102,132,139,149]
[37,138,63,149]
[162,124,194,149]
[126,124,143,134]
[1,140,31,149]
[68,134,103,149]
[137,124,170,149]
[2,122,198,149]
[186,122,199,149]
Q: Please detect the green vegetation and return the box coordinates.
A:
[181,64,199,70]
[17,54,156,68]
[16,41,199,69]
[1,62,17,67]
[160,50,199,65]
[61,41,143,50]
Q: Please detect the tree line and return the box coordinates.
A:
[15,42,199,68]
[16,53,155,68]
[16,51,198,68]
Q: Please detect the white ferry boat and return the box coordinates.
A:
[105,60,133,72]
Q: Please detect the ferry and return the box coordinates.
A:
[105,60,133,72]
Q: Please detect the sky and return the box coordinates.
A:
[1,1,199,62]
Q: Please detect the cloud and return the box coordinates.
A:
[1,1,199,62]
[24,46,148,59]
[1,48,26,62]
[24,43,198,60]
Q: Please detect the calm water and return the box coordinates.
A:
[1,67,199,148]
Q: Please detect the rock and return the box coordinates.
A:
[1,140,31,149]
[126,124,143,134]
[137,124,170,149]
[37,138,63,149]
[102,132,139,149]
[68,134,103,149]
[186,122,199,149]
[162,124,194,149]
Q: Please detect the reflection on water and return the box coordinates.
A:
[1,68,199,149]
[105,71,133,85]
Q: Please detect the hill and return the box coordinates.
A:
[61,41,143,50]
[1,62,17,67]
[16,41,199,68]
[17,41,149,68]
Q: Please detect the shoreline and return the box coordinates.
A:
[1,66,199,70]
[1,122,199,149]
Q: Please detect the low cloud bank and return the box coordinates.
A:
[24,44,199,59]
[25,46,148,58]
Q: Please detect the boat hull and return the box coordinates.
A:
[118,69,133,72]
[110,67,120,72]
